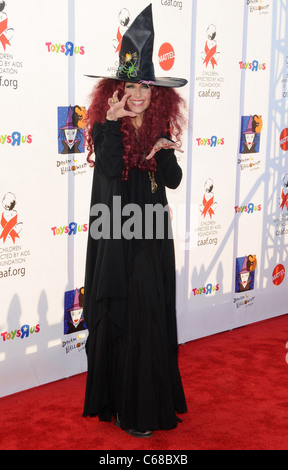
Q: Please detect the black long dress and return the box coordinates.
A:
[83,119,187,431]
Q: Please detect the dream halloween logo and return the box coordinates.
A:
[234,255,257,309]
[64,287,87,336]
[57,106,88,176]
[238,115,263,172]
[235,255,257,294]
[58,106,86,154]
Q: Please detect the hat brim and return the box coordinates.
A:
[84,74,188,88]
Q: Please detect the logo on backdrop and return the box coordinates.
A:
[273,174,288,237]
[0,132,32,145]
[195,179,221,247]
[0,192,31,279]
[196,135,224,148]
[279,174,288,211]
[235,255,257,293]
[113,8,130,54]
[195,24,224,100]
[234,255,257,309]
[238,115,263,172]
[234,203,262,215]
[280,128,288,151]
[64,287,87,335]
[58,106,86,154]
[1,324,40,342]
[0,1,13,51]
[0,192,22,244]
[201,24,220,70]
[192,283,220,297]
[200,178,217,220]
[57,106,88,176]
[45,42,85,56]
[272,264,286,286]
[272,174,288,237]
[158,43,175,71]
[247,0,270,15]
[161,0,183,10]
[63,288,87,354]
[0,2,23,90]
[51,222,88,237]
[239,60,266,71]
[282,57,288,99]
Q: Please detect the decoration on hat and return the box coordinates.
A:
[118,51,140,79]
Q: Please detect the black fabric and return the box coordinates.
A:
[83,119,187,430]
[85,4,188,88]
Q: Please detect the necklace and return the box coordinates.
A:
[148,171,158,193]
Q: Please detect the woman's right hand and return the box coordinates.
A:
[106,90,137,121]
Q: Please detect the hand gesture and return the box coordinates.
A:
[106,91,137,121]
[146,137,184,160]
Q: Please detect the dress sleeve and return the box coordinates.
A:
[155,148,183,189]
[93,120,123,179]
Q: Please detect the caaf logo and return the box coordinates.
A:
[64,287,87,335]
[279,174,288,211]
[0,1,13,51]
[275,180,288,234]
[239,115,263,154]
[200,178,217,220]
[113,8,130,54]
[196,24,223,100]
[272,264,286,286]
[158,43,175,71]
[235,255,257,293]
[195,179,221,247]
[201,24,220,70]
[0,192,22,244]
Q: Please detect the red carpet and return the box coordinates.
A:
[1,314,288,450]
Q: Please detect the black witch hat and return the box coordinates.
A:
[86,4,187,88]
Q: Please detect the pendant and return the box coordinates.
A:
[148,171,158,193]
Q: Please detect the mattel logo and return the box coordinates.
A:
[158,43,175,71]
[280,128,288,151]
[272,264,286,286]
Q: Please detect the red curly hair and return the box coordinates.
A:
[85,79,185,180]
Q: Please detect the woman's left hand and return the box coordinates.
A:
[146,138,184,160]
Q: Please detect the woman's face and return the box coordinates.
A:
[124,82,152,117]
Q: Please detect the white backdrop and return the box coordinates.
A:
[1,0,287,397]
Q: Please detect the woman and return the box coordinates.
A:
[83,4,187,438]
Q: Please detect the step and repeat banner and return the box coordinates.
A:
[0,0,287,397]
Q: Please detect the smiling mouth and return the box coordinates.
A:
[130,100,144,107]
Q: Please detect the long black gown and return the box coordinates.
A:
[83,119,187,432]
